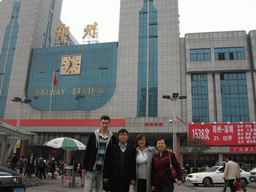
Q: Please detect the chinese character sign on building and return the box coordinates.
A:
[188,123,256,146]
[83,22,97,39]
[55,24,70,43]
[230,147,256,153]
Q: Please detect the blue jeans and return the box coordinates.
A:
[72,169,76,186]
[84,170,103,192]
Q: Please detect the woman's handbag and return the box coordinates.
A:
[103,180,111,191]
[168,152,177,178]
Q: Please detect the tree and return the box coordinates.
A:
[187,137,210,170]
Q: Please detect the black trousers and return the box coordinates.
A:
[19,168,23,174]
[39,169,46,179]
[137,179,147,192]
[227,179,236,192]
[155,183,174,192]
[110,175,130,192]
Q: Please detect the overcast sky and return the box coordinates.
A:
[1,0,255,43]
[60,0,256,44]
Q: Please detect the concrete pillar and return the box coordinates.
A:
[66,150,71,164]
[65,134,73,163]
[173,133,177,153]
[0,139,6,166]
[218,154,223,162]
[180,154,183,167]
[176,134,181,163]
[20,140,27,158]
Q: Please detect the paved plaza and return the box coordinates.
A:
[24,175,256,192]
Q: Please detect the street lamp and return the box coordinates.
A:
[11,97,32,128]
[11,97,32,154]
[162,93,187,154]
[75,94,85,100]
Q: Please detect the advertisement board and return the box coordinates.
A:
[188,123,256,146]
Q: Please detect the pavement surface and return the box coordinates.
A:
[24,175,256,192]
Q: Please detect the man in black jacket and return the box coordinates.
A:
[81,115,117,192]
[103,129,136,192]
[27,152,35,177]
[11,153,19,170]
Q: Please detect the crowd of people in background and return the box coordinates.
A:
[4,115,254,192]
[5,152,82,181]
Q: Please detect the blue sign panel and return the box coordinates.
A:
[26,42,118,111]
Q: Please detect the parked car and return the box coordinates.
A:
[249,168,256,182]
[186,166,250,187]
[0,166,26,192]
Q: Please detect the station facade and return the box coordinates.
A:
[0,0,256,168]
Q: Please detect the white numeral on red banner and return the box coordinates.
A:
[192,128,210,140]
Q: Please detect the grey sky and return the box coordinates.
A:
[61,0,256,44]
[1,0,255,44]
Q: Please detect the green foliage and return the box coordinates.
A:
[188,137,210,168]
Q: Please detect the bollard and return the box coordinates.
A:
[54,169,58,179]
[235,181,242,191]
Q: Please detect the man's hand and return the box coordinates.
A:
[81,169,86,174]
[151,186,155,191]
[130,180,135,185]
[103,178,109,182]
[177,180,182,185]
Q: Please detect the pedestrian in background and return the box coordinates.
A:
[27,153,35,177]
[223,156,240,192]
[77,163,84,187]
[49,158,56,179]
[35,157,40,177]
[151,137,182,192]
[71,157,78,187]
[59,160,64,175]
[185,164,190,175]
[134,134,157,192]
[24,157,28,176]
[11,153,19,170]
[19,156,25,175]
[38,158,47,179]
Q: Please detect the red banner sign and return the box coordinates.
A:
[188,123,256,146]
[230,147,256,152]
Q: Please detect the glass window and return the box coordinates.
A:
[190,48,211,62]
[138,0,158,117]
[43,12,53,48]
[220,72,249,122]
[214,47,245,61]
[191,74,209,123]
[51,0,55,9]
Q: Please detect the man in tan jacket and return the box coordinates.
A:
[224,156,240,192]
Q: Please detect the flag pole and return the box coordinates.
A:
[49,70,55,119]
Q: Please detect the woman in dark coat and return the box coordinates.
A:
[151,137,182,192]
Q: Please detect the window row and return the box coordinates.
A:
[222,107,249,116]
[223,115,249,123]
[221,86,247,94]
[191,72,250,123]
[220,73,246,80]
[190,47,245,62]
